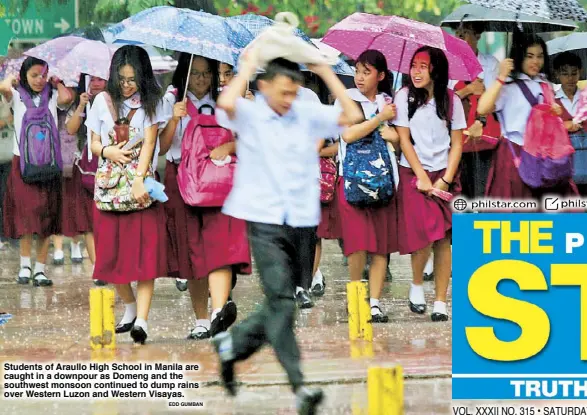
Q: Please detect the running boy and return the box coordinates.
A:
[211,52,362,414]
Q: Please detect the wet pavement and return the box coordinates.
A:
[0,239,452,414]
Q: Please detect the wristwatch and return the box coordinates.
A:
[135,171,145,178]
[476,116,487,127]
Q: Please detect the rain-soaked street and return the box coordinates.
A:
[0,239,452,414]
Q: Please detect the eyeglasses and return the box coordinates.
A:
[190,71,212,80]
[119,78,137,87]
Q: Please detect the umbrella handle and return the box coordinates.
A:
[183,54,194,101]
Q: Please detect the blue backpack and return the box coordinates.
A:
[343,102,394,207]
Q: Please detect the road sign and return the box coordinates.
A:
[1,0,78,43]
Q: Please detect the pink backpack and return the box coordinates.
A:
[177,101,237,207]
[319,157,337,204]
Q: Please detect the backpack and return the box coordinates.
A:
[453,80,500,153]
[509,81,574,189]
[17,85,62,184]
[177,101,236,207]
[58,109,78,178]
[75,144,98,193]
[319,157,337,204]
[556,97,587,184]
[94,93,153,212]
[343,101,394,207]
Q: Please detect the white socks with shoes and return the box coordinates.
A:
[134,318,148,332]
[409,283,426,306]
[311,269,324,287]
[19,257,32,278]
[34,263,47,280]
[433,301,448,316]
[121,303,137,325]
[71,242,82,259]
[370,298,384,316]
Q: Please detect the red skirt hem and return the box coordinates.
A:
[316,199,342,240]
[3,156,61,239]
[337,177,399,256]
[61,166,93,237]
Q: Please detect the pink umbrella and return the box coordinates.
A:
[24,36,87,68]
[322,13,483,81]
[0,57,26,79]
[55,40,120,85]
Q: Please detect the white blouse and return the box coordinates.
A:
[85,92,167,171]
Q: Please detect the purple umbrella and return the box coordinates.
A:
[24,36,86,68]
[322,13,483,81]
[55,40,120,85]
[0,57,25,79]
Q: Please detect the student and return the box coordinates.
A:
[0,94,14,250]
[160,53,251,340]
[394,46,465,322]
[219,62,254,101]
[337,49,399,323]
[86,45,167,344]
[478,34,578,201]
[64,75,107,284]
[554,52,582,131]
[0,57,73,286]
[211,55,362,414]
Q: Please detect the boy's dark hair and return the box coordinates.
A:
[459,22,484,35]
[554,52,583,71]
[258,58,304,84]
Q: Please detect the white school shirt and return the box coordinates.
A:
[85,92,167,172]
[449,52,499,90]
[394,87,467,172]
[216,94,343,227]
[9,87,60,157]
[554,87,581,118]
[336,88,400,184]
[494,74,549,146]
[161,86,216,162]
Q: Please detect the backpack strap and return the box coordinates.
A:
[515,80,540,107]
[103,93,138,124]
[555,97,574,122]
[199,104,215,115]
[186,99,199,119]
[17,84,51,109]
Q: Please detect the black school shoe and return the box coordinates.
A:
[211,332,237,396]
[296,290,314,309]
[115,317,136,334]
[16,266,32,285]
[32,272,53,287]
[310,280,325,297]
[296,388,324,415]
[175,279,188,292]
[130,326,148,344]
[423,271,434,282]
[210,301,238,337]
[371,305,389,323]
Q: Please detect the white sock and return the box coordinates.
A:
[295,286,304,295]
[20,257,31,269]
[121,303,137,325]
[194,319,211,333]
[424,257,434,274]
[370,298,383,315]
[410,283,426,305]
[134,318,148,331]
[33,263,47,280]
[54,250,64,260]
[312,269,323,286]
[71,242,82,259]
[433,301,447,316]
[211,308,222,322]
[176,278,187,283]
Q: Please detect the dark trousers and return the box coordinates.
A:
[231,222,314,391]
[460,150,493,199]
[294,227,317,290]
[0,161,11,238]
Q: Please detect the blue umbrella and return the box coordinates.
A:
[229,14,354,77]
[107,6,254,66]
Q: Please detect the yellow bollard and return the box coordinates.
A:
[89,288,103,350]
[347,282,360,340]
[357,281,373,342]
[368,366,404,415]
[101,289,116,350]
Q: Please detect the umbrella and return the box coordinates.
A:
[441,4,577,32]
[322,13,483,81]
[107,6,254,66]
[230,14,354,76]
[547,33,587,79]
[55,40,121,84]
[466,0,587,22]
[0,57,25,79]
[24,36,87,68]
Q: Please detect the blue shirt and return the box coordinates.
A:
[217,95,343,227]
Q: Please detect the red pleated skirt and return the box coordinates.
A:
[164,161,196,279]
[485,139,579,209]
[3,156,61,239]
[186,205,252,280]
[61,166,93,237]
[316,199,342,240]
[337,177,398,256]
[397,166,459,255]
[93,203,167,284]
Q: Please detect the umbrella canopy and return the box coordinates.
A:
[24,36,87,68]
[108,6,254,66]
[55,40,120,84]
[466,0,587,23]
[229,14,354,76]
[322,13,483,81]
[441,4,577,32]
[547,33,587,79]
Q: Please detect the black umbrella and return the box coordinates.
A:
[466,0,587,23]
[442,4,577,32]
